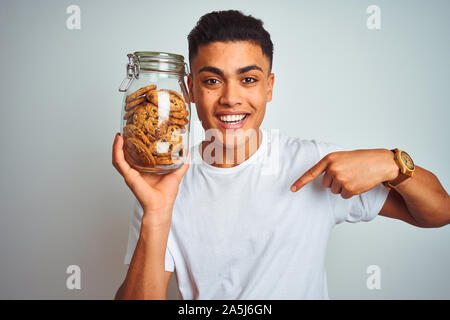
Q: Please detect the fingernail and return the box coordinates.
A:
[291,185,297,192]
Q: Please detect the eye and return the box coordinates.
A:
[242,77,257,84]
[203,79,220,85]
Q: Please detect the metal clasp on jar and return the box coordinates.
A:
[118,54,140,92]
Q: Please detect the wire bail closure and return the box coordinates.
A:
[118,54,140,92]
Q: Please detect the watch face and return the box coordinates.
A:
[400,151,415,170]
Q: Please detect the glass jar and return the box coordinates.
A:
[118,51,190,174]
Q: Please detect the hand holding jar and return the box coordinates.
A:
[113,51,191,226]
[112,132,190,226]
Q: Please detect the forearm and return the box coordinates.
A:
[117,218,171,300]
[395,165,450,227]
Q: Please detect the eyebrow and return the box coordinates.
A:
[198,66,223,76]
[238,65,263,74]
[198,65,264,76]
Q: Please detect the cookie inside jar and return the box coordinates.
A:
[122,85,189,172]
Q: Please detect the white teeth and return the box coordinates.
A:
[219,114,247,122]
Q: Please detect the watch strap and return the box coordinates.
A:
[383,173,409,190]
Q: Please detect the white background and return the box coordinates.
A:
[0,0,448,299]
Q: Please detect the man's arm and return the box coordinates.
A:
[115,271,173,300]
[291,148,449,228]
[112,133,189,300]
[114,218,172,300]
[379,165,450,228]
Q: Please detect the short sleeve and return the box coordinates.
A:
[123,199,175,272]
[315,140,390,224]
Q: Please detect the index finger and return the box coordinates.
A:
[291,157,330,192]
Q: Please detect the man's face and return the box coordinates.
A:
[188,41,274,149]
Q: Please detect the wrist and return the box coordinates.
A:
[384,148,400,182]
[141,208,173,232]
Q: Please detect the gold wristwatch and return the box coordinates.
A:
[383,148,415,190]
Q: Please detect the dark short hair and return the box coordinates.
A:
[188,10,274,73]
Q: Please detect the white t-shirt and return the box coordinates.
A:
[124,128,389,299]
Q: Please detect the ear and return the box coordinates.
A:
[187,74,195,103]
[266,73,275,102]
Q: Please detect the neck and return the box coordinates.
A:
[200,129,263,168]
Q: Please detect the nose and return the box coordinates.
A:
[218,81,242,107]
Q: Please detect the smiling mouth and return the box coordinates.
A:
[216,113,250,124]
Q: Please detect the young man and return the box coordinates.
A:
[112,10,449,299]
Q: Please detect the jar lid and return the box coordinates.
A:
[133,51,187,75]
